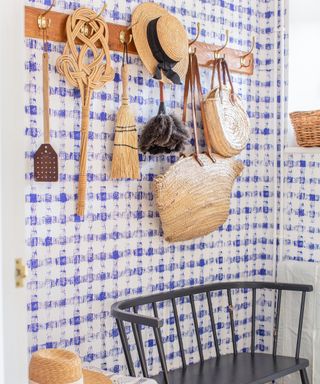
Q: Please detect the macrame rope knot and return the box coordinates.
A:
[56,7,114,216]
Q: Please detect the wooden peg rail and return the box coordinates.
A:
[25,6,254,76]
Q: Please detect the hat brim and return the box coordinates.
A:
[132,3,188,85]
[83,369,112,384]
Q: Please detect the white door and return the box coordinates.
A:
[0,0,28,383]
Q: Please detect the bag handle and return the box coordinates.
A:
[210,58,235,104]
[210,58,224,91]
[221,59,236,103]
[183,51,215,165]
[192,53,215,161]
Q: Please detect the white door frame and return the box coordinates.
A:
[0,0,28,383]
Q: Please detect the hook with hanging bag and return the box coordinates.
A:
[202,56,251,157]
[182,49,216,164]
[153,49,244,242]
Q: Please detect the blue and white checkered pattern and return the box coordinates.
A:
[25,0,278,377]
[281,2,320,264]
[283,155,320,262]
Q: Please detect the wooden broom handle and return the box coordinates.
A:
[43,52,50,144]
[121,64,129,102]
[76,102,90,216]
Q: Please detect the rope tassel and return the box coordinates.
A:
[56,7,114,216]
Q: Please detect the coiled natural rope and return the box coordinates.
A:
[56,7,114,216]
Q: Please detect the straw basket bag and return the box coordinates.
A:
[203,58,250,157]
[29,349,112,384]
[154,53,243,242]
[290,110,320,147]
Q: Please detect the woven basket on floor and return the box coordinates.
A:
[290,110,320,147]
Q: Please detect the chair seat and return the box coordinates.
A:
[151,353,309,384]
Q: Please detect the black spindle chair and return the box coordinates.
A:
[111,281,312,384]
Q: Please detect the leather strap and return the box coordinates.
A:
[183,51,215,160]
[221,59,236,104]
[192,54,215,157]
[211,58,235,104]
[187,52,200,162]
[182,56,191,125]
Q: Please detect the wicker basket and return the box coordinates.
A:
[290,110,320,147]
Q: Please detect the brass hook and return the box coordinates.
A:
[81,3,107,37]
[189,22,201,47]
[120,30,133,45]
[240,36,255,68]
[38,0,56,30]
[213,30,229,60]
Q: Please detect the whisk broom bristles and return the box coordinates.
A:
[111,57,140,179]
[111,99,140,179]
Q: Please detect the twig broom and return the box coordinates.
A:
[111,41,140,179]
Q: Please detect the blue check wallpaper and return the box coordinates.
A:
[283,155,320,263]
[25,0,279,376]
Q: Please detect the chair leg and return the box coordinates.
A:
[300,368,310,384]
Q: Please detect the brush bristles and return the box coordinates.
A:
[139,112,189,154]
[111,104,140,179]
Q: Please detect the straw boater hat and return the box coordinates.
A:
[132,3,189,85]
[29,349,112,384]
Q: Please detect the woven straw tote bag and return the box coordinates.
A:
[154,53,243,242]
[203,58,250,157]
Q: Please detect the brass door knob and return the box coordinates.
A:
[15,258,28,288]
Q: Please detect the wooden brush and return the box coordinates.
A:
[111,42,140,179]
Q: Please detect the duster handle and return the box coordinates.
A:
[158,81,166,114]
[159,81,164,103]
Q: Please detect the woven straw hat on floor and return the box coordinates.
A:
[29,349,112,384]
[132,3,188,84]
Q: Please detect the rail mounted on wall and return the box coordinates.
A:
[24,5,254,76]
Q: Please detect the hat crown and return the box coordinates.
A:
[29,349,83,384]
[156,14,188,61]
[131,2,189,84]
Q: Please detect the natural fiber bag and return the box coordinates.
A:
[154,53,243,242]
[203,58,250,157]
[154,153,243,242]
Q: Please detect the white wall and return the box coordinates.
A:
[289,0,320,112]
[0,0,28,382]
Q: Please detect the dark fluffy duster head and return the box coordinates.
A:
[139,112,190,154]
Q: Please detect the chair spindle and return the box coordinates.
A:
[296,291,306,359]
[206,291,220,357]
[132,307,148,377]
[251,288,256,354]
[227,289,237,355]
[189,294,204,362]
[153,326,170,384]
[116,319,136,377]
[171,298,187,368]
[273,289,282,356]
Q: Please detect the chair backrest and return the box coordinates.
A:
[111,281,312,384]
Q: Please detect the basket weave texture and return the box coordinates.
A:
[204,87,251,157]
[29,349,112,384]
[154,154,244,242]
[290,110,320,147]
